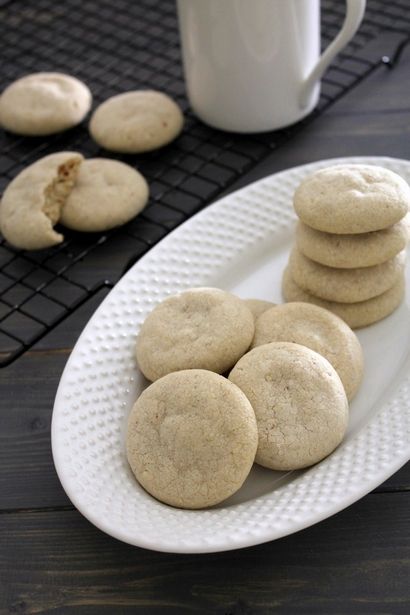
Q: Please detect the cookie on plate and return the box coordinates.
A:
[289,247,406,303]
[243,298,276,321]
[252,302,363,401]
[89,90,183,153]
[282,266,405,329]
[294,164,410,234]
[60,158,149,232]
[229,342,348,471]
[136,287,255,381]
[0,72,92,136]
[126,369,258,509]
[0,151,83,250]
[296,217,409,268]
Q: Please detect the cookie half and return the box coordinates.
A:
[282,266,405,329]
[136,287,255,381]
[60,158,149,232]
[229,342,348,471]
[289,247,405,303]
[0,72,92,136]
[296,217,409,268]
[126,369,258,509]
[294,164,410,234]
[89,90,183,153]
[0,151,83,250]
[252,302,363,401]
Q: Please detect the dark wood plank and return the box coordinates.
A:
[374,462,410,493]
[0,350,71,509]
[1,492,409,614]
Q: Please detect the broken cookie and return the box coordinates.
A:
[0,151,83,250]
[0,153,149,249]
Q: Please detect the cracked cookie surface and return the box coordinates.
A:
[294,164,410,234]
[289,246,405,303]
[252,302,363,401]
[229,342,348,471]
[126,369,258,509]
[0,151,83,250]
[282,267,405,329]
[0,72,92,135]
[89,90,183,153]
[60,158,149,232]
[136,287,255,381]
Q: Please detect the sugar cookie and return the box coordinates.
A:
[126,369,258,509]
[136,287,254,381]
[89,90,183,153]
[0,151,83,250]
[60,158,149,232]
[229,342,348,471]
[289,247,405,303]
[0,72,92,136]
[294,164,410,234]
[282,267,405,329]
[296,217,409,268]
[252,302,363,400]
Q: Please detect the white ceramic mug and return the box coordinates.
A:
[177,0,366,133]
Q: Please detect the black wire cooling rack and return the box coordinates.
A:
[0,0,409,366]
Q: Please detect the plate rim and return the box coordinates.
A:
[52,155,410,553]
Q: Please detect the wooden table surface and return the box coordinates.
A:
[1,25,410,615]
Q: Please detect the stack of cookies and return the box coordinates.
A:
[282,164,410,328]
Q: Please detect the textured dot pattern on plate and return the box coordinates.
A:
[52,156,410,553]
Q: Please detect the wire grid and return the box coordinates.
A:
[0,0,409,366]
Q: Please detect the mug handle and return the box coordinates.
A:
[299,0,366,108]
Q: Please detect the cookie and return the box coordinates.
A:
[229,342,348,471]
[296,217,409,268]
[126,369,258,509]
[252,302,363,401]
[89,90,183,153]
[136,287,255,381]
[243,298,276,321]
[294,164,410,234]
[60,158,149,232]
[0,72,92,136]
[282,266,405,329]
[0,151,83,250]
[289,247,405,303]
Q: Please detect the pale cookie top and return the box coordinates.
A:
[136,287,255,381]
[0,72,92,136]
[0,151,83,250]
[282,266,405,329]
[252,302,363,401]
[294,164,410,234]
[243,298,276,321]
[60,158,149,232]
[296,216,409,268]
[89,90,184,153]
[229,342,348,471]
[289,246,406,303]
[126,369,258,509]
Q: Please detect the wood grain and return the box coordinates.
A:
[1,492,409,614]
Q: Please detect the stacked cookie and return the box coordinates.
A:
[283,164,410,328]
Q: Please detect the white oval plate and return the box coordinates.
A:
[52,156,410,553]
